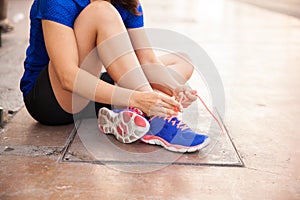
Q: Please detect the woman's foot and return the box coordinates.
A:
[141,116,210,153]
[98,107,150,143]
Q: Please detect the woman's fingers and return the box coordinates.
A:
[175,89,197,108]
[155,93,181,116]
[185,90,197,101]
[158,92,182,111]
[177,91,185,101]
[134,91,182,117]
[181,100,192,108]
[157,99,174,110]
[191,90,197,95]
[144,93,180,117]
[149,106,177,117]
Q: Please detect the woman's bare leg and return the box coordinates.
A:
[75,1,152,91]
[49,1,153,113]
[49,1,195,115]
[159,52,194,84]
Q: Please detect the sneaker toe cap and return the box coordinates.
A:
[180,132,209,147]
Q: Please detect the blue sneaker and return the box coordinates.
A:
[141,116,210,153]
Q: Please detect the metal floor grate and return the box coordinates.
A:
[61,107,244,170]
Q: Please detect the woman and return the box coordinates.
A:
[20,0,210,153]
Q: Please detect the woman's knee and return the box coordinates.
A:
[176,52,194,79]
[74,0,125,43]
[83,1,122,25]
[74,1,125,65]
[161,52,194,81]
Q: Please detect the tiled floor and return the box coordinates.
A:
[0,0,300,199]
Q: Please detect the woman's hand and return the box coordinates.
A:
[130,91,182,117]
[174,85,197,108]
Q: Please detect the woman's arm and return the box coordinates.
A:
[128,28,182,95]
[42,20,121,105]
[128,28,198,107]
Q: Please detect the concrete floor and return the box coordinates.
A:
[1,0,300,199]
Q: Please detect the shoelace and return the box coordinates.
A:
[174,93,225,135]
[165,116,189,131]
[195,94,225,135]
[129,95,224,135]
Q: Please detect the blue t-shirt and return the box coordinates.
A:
[20,0,144,97]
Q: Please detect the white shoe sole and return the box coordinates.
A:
[141,136,210,153]
[98,107,150,143]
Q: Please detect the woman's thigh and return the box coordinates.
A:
[48,2,116,114]
[24,66,74,125]
[25,66,114,125]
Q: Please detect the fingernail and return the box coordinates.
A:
[173,106,179,112]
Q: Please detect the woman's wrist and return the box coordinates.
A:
[129,91,140,108]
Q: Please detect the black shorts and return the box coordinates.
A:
[24,66,114,126]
